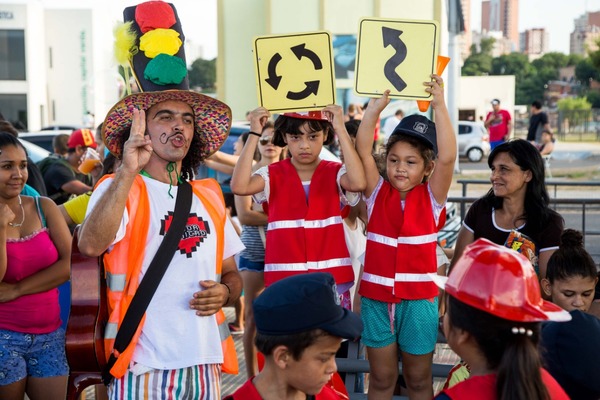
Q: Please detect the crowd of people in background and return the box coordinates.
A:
[1,87,600,400]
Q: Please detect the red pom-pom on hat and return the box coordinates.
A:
[135,1,176,33]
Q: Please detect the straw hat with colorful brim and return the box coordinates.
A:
[103,90,231,159]
[428,238,571,323]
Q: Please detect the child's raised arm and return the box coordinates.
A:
[426,74,457,204]
[322,104,366,193]
[230,107,270,196]
[356,90,390,198]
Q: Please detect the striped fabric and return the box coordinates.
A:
[108,364,221,400]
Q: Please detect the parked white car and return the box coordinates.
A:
[458,121,490,162]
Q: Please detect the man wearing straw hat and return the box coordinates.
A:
[78,2,243,398]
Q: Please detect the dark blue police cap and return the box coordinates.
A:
[253,273,363,340]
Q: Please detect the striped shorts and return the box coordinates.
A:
[108,363,221,400]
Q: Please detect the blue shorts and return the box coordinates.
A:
[238,255,264,272]
[360,297,438,355]
[490,140,504,150]
[0,328,69,385]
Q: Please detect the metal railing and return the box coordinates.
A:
[457,179,600,199]
[450,179,600,261]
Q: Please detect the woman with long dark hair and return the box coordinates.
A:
[0,133,71,400]
[451,139,564,279]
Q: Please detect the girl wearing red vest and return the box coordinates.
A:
[355,78,456,400]
[231,105,366,308]
[430,239,570,400]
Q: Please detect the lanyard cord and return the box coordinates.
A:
[140,162,182,199]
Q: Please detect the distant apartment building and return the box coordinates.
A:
[481,0,519,53]
[472,30,514,57]
[520,28,549,60]
[570,11,600,55]
[459,0,472,61]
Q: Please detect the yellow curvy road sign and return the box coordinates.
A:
[355,18,439,100]
[253,31,336,113]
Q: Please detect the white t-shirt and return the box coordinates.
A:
[343,217,366,302]
[88,176,245,370]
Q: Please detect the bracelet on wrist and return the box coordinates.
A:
[222,282,231,306]
[248,131,261,137]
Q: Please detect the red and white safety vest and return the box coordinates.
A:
[264,159,354,287]
[359,182,444,302]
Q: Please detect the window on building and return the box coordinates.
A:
[0,29,26,80]
[0,94,27,130]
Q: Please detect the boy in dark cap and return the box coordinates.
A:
[225,272,363,399]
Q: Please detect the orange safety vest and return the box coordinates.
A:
[99,175,238,379]
[359,182,445,302]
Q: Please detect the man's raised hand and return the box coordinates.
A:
[122,108,153,174]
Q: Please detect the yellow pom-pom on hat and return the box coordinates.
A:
[113,21,137,66]
[139,28,182,58]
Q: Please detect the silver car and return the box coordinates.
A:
[458,121,490,162]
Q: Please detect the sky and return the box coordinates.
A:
[471,0,600,54]
[38,0,600,57]
[38,0,219,59]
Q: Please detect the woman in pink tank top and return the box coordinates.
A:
[0,132,71,400]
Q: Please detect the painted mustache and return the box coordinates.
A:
[159,132,188,145]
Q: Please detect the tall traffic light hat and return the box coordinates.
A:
[102,1,231,161]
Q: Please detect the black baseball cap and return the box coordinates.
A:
[390,114,437,156]
[253,273,363,340]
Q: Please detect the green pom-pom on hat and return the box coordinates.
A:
[144,53,187,85]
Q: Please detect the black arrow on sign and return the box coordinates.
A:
[291,43,323,70]
[265,53,283,90]
[286,81,320,100]
[382,27,408,92]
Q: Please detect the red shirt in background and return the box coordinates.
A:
[485,109,511,142]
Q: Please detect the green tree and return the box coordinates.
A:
[462,53,493,76]
[557,97,591,110]
[589,36,600,71]
[575,57,600,86]
[462,37,495,76]
[479,37,495,56]
[492,53,534,79]
[585,91,600,108]
[531,52,571,71]
[557,97,592,130]
[188,58,216,92]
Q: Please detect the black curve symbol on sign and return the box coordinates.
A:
[382,27,407,92]
[265,53,283,90]
[291,43,323,70]
[286,81,320,100]
[285,43,323,100]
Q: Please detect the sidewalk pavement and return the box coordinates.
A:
[457,141,600,175]
[551,140,600,159]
